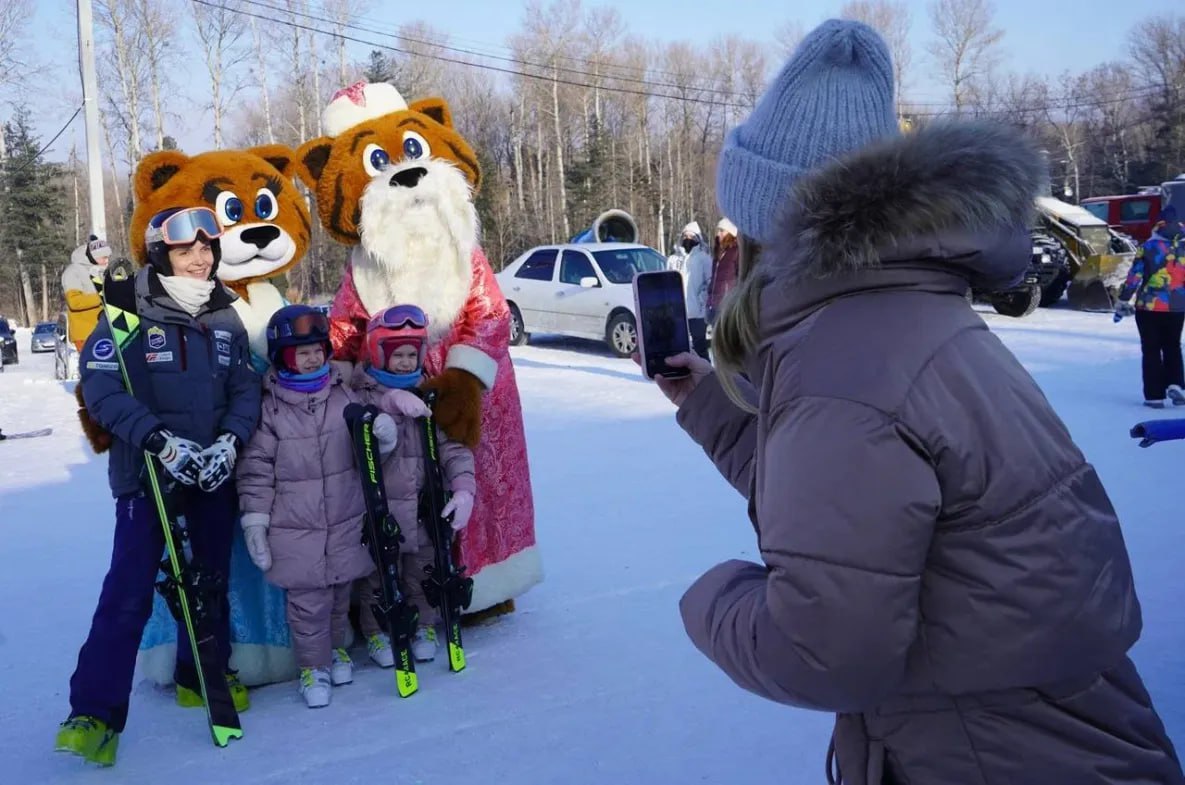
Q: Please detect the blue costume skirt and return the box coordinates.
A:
[136,521,298,687]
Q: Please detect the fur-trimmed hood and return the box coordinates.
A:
[764,121,1045,287]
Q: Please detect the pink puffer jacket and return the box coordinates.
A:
[351,366,475,554]
[236,363,374,589]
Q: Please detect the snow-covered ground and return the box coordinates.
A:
[1,306,1183,784]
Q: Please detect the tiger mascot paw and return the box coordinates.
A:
[75,384,112,454]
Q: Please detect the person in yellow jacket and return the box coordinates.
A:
[61,236,111,349]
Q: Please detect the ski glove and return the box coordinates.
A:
[442,489,475,532]
[241,512,272,571]
[1114,301,1135,322]
[198,433,240,493]
[372,413,398,457]
[381,388,431,419]
[143,428,205,486]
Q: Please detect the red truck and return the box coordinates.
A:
[1080,177,1185,243]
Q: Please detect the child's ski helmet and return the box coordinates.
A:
[366,304,429,371]
[266,304,332,371]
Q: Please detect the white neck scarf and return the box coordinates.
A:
[158,275,216,317]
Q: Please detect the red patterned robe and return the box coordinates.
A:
[330,246,542,612]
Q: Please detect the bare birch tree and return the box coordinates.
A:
[133,0,176,149]
[95,0,148,163]
[927,0,1003,114]
[191,0,250,147]
[0,0,32,95]
[248,15,276,144]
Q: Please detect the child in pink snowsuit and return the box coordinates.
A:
[235,305,396,708]
[351,304,476,665]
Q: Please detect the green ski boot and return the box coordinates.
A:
[177,673,250,713]
[54,715,119,766]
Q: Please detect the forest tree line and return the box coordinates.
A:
[1,0,1183,324]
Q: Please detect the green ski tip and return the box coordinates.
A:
[448,642,466,673]
[211,725,243,747]
[396,669,419,698]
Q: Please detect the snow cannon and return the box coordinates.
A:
[570,209,638,244]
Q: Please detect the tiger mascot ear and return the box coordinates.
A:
[295,136,334,193]
[133,150,190,202]
[248,144,297,179]
[409,97,454,129]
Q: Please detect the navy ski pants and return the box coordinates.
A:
[68,485,236,732]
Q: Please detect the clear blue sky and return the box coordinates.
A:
[16,0,1181,164]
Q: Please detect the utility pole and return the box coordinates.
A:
[77,0,106,240]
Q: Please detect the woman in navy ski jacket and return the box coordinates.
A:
[55,206,261,767]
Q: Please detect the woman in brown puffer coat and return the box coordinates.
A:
[235,305,395,709]
[658,19,1183,785]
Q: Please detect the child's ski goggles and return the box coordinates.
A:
[267,311,330,342]
[368,304,429,332]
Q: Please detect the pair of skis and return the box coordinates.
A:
[96,259,241,747]
[344,394,473,699]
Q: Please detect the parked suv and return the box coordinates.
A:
[495,243,667,357]
[0,317,17,366]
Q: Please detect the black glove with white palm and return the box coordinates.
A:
[197,432,241,492]
[143,427,206,486]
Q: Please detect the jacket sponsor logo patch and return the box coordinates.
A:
[147,325,166,350]
[86,360,119,371]
[146,351,174,363]
[216,341,231,355]
[92,338,114,360]
[214,329,232,341]
[218,354,231,366]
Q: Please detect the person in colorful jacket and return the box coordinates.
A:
[56,206,261,766]
[1115,205,1185,407]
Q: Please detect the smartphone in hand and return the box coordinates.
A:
[633,269,691,380]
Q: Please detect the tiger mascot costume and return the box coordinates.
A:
[77,146,313,688]
[295,81,542,619]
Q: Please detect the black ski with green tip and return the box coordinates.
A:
[96,258,242,746]
[417,389,474,673]
[344,402,420,697]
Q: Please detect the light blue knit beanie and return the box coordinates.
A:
[717,19,898,245]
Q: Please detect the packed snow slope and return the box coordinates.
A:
[1,305,1182,784]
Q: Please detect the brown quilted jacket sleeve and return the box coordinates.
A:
[675,372,759,498]
[679,395,940,712]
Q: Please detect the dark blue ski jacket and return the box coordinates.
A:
[80,266,261,497]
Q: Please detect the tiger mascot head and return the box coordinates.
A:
[76,146,312,455]
[129,145,311,299]
[294,81,481,337]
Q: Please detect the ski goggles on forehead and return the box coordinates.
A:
[267,311,330,341]
[369,305,429,331]
[148,207,224,246]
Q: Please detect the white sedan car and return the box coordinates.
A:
[495,242,668,357]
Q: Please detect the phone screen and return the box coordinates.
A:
[636,271,691,379]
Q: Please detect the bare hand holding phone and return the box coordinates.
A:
[632,351,714,408]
